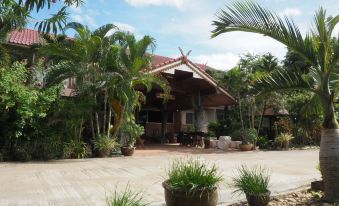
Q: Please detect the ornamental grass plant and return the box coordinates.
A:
[166,158,223,192]
[231,165,270,195]
[106,186,148,206]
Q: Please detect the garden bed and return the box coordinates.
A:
[229,189,336,206]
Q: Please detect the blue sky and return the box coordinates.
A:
[29,0,339,70]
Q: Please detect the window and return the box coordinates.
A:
[186,112,194,124]
[216,109,225,121]
[138,110,148,123]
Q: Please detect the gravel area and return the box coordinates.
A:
[229,190,338,206]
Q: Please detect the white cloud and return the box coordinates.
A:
[279,8,302,17]
[191,53,239,71]
[124,0,185,9]
[114,22,136,33]
[70,14,98,28]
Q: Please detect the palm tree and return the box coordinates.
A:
[212,1,339,201]
[40,22,119,139]
[109,31,170,137]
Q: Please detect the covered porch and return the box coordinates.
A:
[137,55,236,144]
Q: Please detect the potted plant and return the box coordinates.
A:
[118,119,144,156]
[162,158,223,206]
[275,133,294,150]
[231,165,271,206]
[92,135,119,158]
[233,128,257,151]
[106,185,149,206]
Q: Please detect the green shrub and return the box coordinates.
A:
[31,135,64,160]
[63,139,87,159]
[93,135,119,152]
[232,128,257,145]
[231,165,270,195]
[275,133,294,144]
[106,186,148,206]
[166,158,223,192]
[12,142,32,162]
[256,136,269,149]
[119,119,144,147]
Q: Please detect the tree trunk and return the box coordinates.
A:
[103,90,107,134]
[107,106,112,137]
[238,92,244,128]
[319,92,339,202]
[320,129,339,202]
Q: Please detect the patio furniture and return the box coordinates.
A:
[209,139,218,148]
[217,136,231,150]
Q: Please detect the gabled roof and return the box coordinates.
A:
[6,28,41,46]
[151,54,208,71]
[148,56,235,102]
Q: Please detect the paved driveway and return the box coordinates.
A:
[0,149,320,206]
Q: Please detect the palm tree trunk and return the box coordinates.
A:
[319,94,339,202]
[103,90,107,134]
[107,106,112,137]
[238,92,244,128]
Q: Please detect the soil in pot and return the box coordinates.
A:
[246,192,270,206]
[239,144,253,151]
[120,146,135,156]
[162,181,218,206]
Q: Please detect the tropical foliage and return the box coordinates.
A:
[212,0,339,201]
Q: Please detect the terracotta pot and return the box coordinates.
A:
[246,191,271,206]
[120,146,135,156]
[204,139,211,149]
[239,144,253,151]
[98,149,111,158]
[162,180,218,206]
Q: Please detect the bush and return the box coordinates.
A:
[31,135,64,160]
[12,142,32,162]
[92,135,119,152]
[166,158,223,192]
[106,186,148,206]
[63,139,87,159]
[256,136,269,149]
[275,133,294,144]
[231,165,270,195]
[232,128,257,145]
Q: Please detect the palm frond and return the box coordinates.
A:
[92,24,117,38]
[300,94,323,117]
[212,0,317,67]
[35,6,68,35]
[252,69,314,95]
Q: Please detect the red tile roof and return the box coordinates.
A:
[6,29,210,71]
[7,28,41,46]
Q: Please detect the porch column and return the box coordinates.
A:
[161,103,168,143]
[193,91,205,132]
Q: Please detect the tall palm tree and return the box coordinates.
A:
[212,1,339,201]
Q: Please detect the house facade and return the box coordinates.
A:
[3,29,236,141]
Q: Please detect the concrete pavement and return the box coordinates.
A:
[0,148,320,206]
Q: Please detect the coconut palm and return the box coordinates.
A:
[212,1,339,201]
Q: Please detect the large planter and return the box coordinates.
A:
[120,146,135,156]
[162,181,218,206]
[319,129,339,202]
[239,144,253,151]
[246,192,271,206]
[98,149,111,158]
